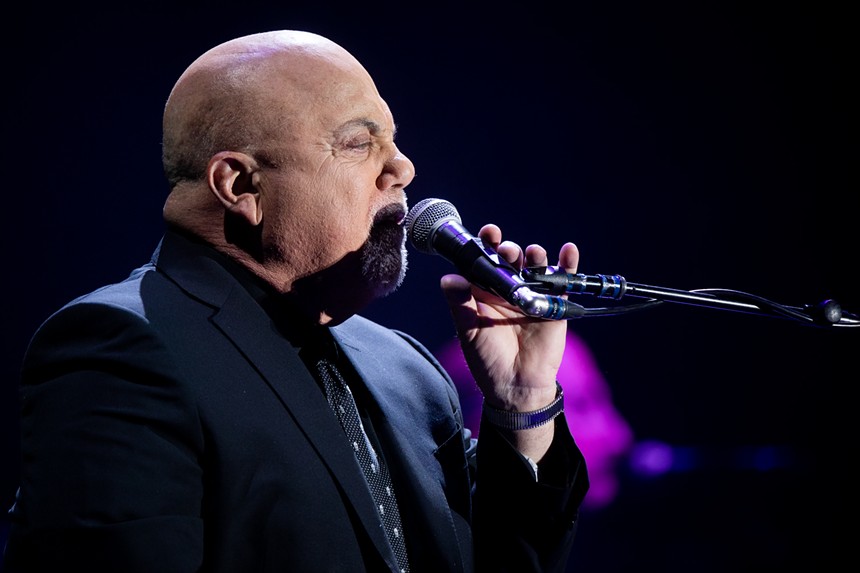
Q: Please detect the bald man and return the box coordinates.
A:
[4,31,588,572]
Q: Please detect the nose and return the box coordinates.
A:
[378,147,415,192]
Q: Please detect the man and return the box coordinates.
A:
[4,30,588,572]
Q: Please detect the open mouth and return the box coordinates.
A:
[374,202,407,225]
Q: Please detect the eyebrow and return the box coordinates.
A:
[335,118,398,138]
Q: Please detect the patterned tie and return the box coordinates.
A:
[315,356,411,573]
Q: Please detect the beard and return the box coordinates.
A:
[359,219,408,298]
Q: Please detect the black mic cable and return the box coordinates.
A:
[519,266,859,327]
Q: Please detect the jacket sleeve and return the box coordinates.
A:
[472,414,589,573]
[391,326,590,572]
[4,302,205,573]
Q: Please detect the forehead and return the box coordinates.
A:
[312,79,396,138]
[275,53,395,134]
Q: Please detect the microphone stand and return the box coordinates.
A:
[520,267,860,328]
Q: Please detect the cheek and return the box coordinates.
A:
[325,201,365,230]
[306,211,373,265]
[265,167,375,259]
[328,198,375,246]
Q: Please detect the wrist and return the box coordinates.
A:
[482,382,564,431]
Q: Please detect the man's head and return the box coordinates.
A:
[161,31,415,324]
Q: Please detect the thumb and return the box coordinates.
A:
[440,274,480,337]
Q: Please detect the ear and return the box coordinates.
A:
[207,151,263,225]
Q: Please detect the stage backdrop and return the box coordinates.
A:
[3,3,856,571]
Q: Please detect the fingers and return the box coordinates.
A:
[479,224,524,269]
[477,223,579,273]
[477,224,502,247]
[524,244,548,269]
[558,242,579,273]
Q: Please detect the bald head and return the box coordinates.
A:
[162,31,369,190]
[158,30,414,321]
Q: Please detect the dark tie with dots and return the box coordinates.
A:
[315,356,411,573]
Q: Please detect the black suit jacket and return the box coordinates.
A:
[4,231,588,572]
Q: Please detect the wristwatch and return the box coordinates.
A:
[482,382,564,430]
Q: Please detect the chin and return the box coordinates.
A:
[360,224,408,298]
[364,248,408,299]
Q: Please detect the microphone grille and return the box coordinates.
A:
[404,198,461,254]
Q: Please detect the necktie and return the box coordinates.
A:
[315,356,411,573]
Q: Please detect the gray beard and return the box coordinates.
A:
[359,220,408,298]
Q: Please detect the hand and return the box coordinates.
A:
[440,224,579,459]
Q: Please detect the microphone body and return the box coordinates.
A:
[404,198,584,320]
[422,217,527,301]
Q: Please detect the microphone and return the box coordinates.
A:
[404,198,859,327]
[404,198,585,320]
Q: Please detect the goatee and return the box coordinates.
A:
[360,220,408,297]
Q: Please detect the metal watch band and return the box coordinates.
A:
[481,382,564,430]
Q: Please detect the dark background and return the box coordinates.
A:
[3,2,856,571]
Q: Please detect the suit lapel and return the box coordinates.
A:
[213,288,402,570]
[333,325,469,572]
[154,233,401,571]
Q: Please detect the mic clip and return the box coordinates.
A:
[522,267,628,300]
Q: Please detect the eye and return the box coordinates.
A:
[335,135,374,154]
[348,139,372,150]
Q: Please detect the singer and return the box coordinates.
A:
[3,31,588,572]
